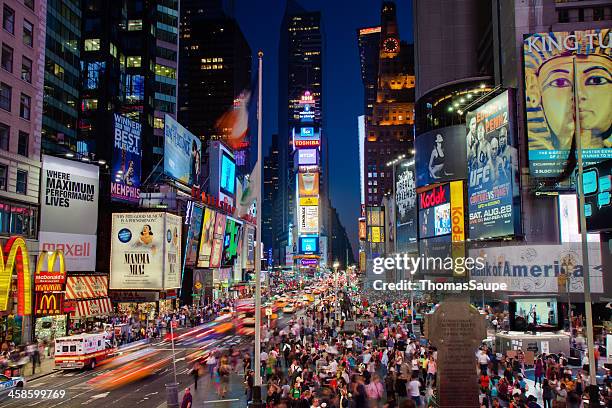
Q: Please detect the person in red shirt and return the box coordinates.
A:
[181,388,192,408]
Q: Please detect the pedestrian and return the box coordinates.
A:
[181,387,192,408]
[206,352,217,379]
[191,362,200,390]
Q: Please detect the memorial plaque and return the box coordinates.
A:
[425,297,486,408]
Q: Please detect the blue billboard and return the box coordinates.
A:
[220,152,236,195]
[299,235,319,254]
[111,113,141,203]
[164,115,202,186]
[466,91,520,239]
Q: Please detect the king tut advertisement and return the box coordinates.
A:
[524,29,612,178]
[466,91,519,239]
[110,212,181,290]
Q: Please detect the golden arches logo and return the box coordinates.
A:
[0,236,32,316]
[38,294,58,313]
[36,250,66,278]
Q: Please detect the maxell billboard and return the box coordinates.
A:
[39,155,99,271]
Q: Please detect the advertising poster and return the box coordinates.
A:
[469,243,603,293]
[184,204,204,267]
[222,217,242,267]
[297,148,318,166]
[197,208,217,268]
[163,213,182,289]
[39,155,99,271]
[299,235,319,254]
[395,159,417,250]
[65,276,108,300]
[298,205,319,234]
[466,91,518,239]
[111,114,141,203]
[298,172,319,197]
[110,213,164,289]
[358,219,366,240]
[110,212,180,290]
[220,152,236,203]
[210,213,227,268]
[418,184,451,239]
[524,29,612,178]
[293,126,321,148]
[415,125,467,187]
[163,115,202,186]
[242,225,255,270]
[583,159,612,232]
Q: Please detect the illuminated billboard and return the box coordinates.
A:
[184,203,204,267]
[297,172,319,197]
[523,29,612,178]
[208,142,236,206]
[111,114,141,203]
[222,217,242,266]
[298,205,319,234]
[163,115,202,186]
[293,126,321,149]
[415,125,467,187]
[297,148,318,166]
[299,235,319,254]
[466,91,519,239]
[110,212,181,290]
[418,181,465,241]
[197,208,217,268]
[583,159,612,232]
[395,159,417,250]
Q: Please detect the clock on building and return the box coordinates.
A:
[383,37,399,53]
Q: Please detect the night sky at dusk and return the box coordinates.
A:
[235,0,414,256]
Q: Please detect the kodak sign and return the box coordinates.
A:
[0,237,32,316]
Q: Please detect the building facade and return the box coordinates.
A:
[357,26,380,121]
[0,0,47,344]
[263,133,279,259]
[276,0,325,265]
[178,0,252,151]
[41,0,80,154]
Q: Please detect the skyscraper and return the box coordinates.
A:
[263,133,279,258]
[178,0,252,149]
[364,2,414,207]
[41,0,80,154]
[357,26,381,120]
[276,0,324,264]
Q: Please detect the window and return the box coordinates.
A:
[21,56,32,82]
[24,0,34,10]
[127,56,141,67]
[1,44,12,72]
[19,93,30,120]
[23,20,33,47]
[84,38,100,51]
[3,5,14,34]
[81,98,98,111]
[109,42,117,58]
[51,62,63,80]
[0,82,11,111]
[83,61,104,89]
[17,131,28,156]
[558,9,569,23]
[128,19,142,31]
[16,170,27,194]
[0,165,6,191]
[0,123,8,150]
[155,64,176,78]
[594,7,604,21]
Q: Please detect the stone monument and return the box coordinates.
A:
[425,296,486,408]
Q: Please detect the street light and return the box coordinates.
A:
[333,261,340,322]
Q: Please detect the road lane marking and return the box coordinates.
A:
[203,399,240,404]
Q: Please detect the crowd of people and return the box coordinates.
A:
[182,287,610,408]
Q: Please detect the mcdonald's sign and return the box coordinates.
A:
[34,250,66,292]
[0,237,32,316]
[35,293,63,316]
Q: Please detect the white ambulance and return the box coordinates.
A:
[55,333,117,370]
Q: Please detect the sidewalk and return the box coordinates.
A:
[22,356,57,381]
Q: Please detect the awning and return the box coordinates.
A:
[71,298,113,318]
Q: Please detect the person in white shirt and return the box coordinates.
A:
[477,349,490,375]
[407,374,421,405]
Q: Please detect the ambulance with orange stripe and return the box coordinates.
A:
[55,333,117,370]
